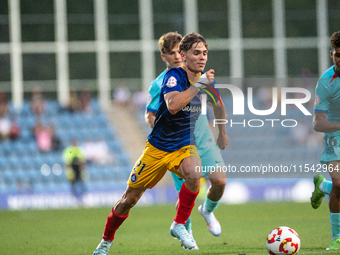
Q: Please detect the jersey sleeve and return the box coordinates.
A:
[162,69,183,95]
[314,79,331,113]
[146,79,161,113]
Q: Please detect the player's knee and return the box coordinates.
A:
[180,167,201,180]
[192,177,201,186]
[185,177,201,192]
[179,157,202,179]
[180,160,191,176]
[209,174,226,186]
[121,196,139,209]
[332,180,340,195]
[213,178,226,188]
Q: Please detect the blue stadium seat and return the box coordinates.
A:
[26,169,41,181]
[3,182,17,194]
[11,142,26,156]
[18,101,31,116]
[91,99,101,113]
[46,100,60,115]
[2,140,13,156]
[20,129,34,143]
[3,99,132,195]
[0,161,5,172]
[30,155,45,169]
[55,182,69,192]
[32,182,46,193]
[2,170,16,184]
[6,156,20,171]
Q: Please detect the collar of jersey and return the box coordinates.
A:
[181,66,202,84]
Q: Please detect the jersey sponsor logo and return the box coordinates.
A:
[166,76,177,87]
[182,106,201,112]
[147,93,152,104]
[130,173,137,183]
[314,94,320,106]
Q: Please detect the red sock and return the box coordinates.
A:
[102,208,129,241]
[174,184,199,224]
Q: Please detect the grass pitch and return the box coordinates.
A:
[0,201,334,254]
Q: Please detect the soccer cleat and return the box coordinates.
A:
[170,222,196,249]
[93,239,113,255]
[198,204,221,236]
[326,238,340,251]
[183,230,199,250]
[310,174,326,209]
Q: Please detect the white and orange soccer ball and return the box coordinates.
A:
[266,226,300,255]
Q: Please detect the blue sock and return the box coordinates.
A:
[184,216,191,232]
[204,197,220,213]
[330,213,340,239]
[322,180,332,195]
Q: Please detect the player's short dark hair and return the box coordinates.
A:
[179,32,208,53]
[330,31,340,50]
[158,32,182,54]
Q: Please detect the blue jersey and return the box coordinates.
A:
[147,67,219,152]
[146,69,218,154]
[314,65,340,163]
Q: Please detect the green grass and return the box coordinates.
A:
[0,201,335,254]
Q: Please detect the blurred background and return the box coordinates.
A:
[0,0,338,209]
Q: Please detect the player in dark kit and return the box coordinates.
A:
[146,32,228,250]
[93,32,228,254]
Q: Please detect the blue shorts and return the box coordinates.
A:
[172,146,225,192]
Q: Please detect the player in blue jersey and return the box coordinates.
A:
[145,32,227,250]
[310,31,340,251]
[93,32,228,254]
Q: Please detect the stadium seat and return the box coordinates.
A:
[2,98,141,196]
[3,182,17,194]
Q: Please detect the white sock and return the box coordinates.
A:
[319,181,324,192]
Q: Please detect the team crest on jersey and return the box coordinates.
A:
[314,94,320,106]
[166,76,177,87]
[131,173,137,183]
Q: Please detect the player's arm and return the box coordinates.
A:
[145,79,161,128]
[165,88,199,115]
[313,112,340,133]
[212,99,228,150]
[313,79,340,133]
[145,110,156,128]
[205,69,228,149]
[164,69,214,115]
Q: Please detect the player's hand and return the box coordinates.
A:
[216,133,228,150]
[192,69,215,89]
[193,73,208,89]
[205,69,215,84]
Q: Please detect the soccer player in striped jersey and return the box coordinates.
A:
[311,31,340,251]
[93,33,228,254]
[145,32,228,250]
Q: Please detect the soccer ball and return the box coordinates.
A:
[266,226,300,255]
